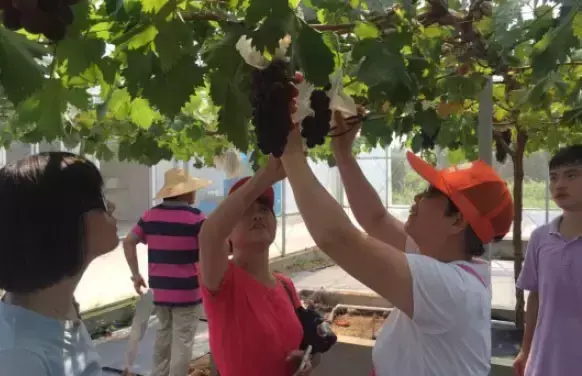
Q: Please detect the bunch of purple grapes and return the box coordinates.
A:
[1,0,79,41]
[301,88,331,148]
[250,59,297,158]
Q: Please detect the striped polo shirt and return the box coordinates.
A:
[131,201,205,307]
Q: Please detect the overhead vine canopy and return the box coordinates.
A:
[0,0,580,166]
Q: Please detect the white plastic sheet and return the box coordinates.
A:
[123,290,154,373]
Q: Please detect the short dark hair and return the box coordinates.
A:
[442,194,503,257]
[0,152,105,293]
[549,144,582,170]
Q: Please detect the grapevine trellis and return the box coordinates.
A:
[0,0,581,329]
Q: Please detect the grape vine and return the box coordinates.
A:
[301,88,332,149]
[0,0,78,41]
[250,59,297,158]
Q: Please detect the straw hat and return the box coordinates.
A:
[155,168,212,200]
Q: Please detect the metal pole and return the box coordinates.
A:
[478,77,494,273]
[478,78,494,166]
[281,180,287,257]
[386,146,392,208]
[545,152,550,224]
[0,147,6,167]
[150,165,157,209]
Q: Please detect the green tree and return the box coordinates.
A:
[1,0,581,329]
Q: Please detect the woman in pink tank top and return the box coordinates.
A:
[198,160,317,376]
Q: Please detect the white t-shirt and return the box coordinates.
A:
[0,301,102,376]
[371,237,491,376]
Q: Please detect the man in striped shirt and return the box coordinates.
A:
[123,168,211,376]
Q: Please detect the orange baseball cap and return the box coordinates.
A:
[406,151,513,243]
[228,177,275,209]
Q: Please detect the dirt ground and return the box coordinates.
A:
[188,354,212,376]
[331,313,389,340]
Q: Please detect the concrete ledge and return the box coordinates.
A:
[491,356,513,376]
[313,337,373,375]
[82,297,138,336]
[299,288,392,309]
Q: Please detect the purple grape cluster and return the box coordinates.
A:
[1,0,79,41]
[301,89,331,148]
[250,59,297,158]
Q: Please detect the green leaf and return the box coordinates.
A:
[361,115,393,146]
[108,88,133,120]
[143,55,205,117]
[66,88,90,110]
[353,39,410,89]
[68,0,91,37]
[354,22,380,39]
[296,25,335,86]
[573,12,582,40]
[246,0,293,53]
[123,50,155,97]
[36,79,66,140]
[0,29,45,104]
[130,98,156,128]
[128,26,159,50]
[154,20,195,72]
[141,0,169,13]
[57,37,106,77]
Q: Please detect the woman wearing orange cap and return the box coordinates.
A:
[280,113,513,376]
[198,159,331,376]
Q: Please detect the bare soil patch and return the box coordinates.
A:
[188,354,212,376]
[330,308,391,340]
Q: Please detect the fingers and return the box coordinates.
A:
[293,72,304,84]
[513,362,522,376]
[286,350,304,361]
[298,359,312,375]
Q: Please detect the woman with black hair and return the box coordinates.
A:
[0,152,119,375]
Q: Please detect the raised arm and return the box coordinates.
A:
[331,112,407,250]
[282,128,413,316]
[198,158,284,291]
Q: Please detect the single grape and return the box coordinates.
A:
[2,6,22,30]
[43,20,66,41]
[13,0,38,12]
[38,0,59,11]
[21,9,49,34]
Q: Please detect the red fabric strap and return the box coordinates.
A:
[457,264,486,287]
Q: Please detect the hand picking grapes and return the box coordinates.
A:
[1,0,80,41]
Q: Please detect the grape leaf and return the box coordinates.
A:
[57,38,106,77]
[354,22,380,39]
[108,88,133,120]
[36,79,66,140]
[131,98,157,128]
[143,55,205,117]
[0,29,45,104]
[572,12,582,40]
[142,0,169,13]
[296,24,335,86]
[154,20,196,72]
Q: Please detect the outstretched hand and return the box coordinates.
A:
[282,125,305,160]
[330,108,365,157]
[261,156,286,185]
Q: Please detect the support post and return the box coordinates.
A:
[281,180,287,257]
[545,152,550,224]
[478,77,493,271]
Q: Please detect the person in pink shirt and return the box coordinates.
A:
[198,161,322,376]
